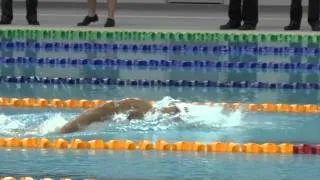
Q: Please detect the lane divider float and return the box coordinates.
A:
[0,137,319,155]
[0,76,319,90]
[0,97,319,113]
[2,57,320,71]
[1,28,320,43]
[2,41,320,56]
[1,177,90,180]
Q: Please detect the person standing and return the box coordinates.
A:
[220,0,258,30]
[284,0,320,31]
[77,0,117,27]
[0,0,39,25]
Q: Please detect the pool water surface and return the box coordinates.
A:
[0,39,319,179]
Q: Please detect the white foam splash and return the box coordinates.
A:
[0,114,24,135]
[174,102,243,128]
[37,113,69,135]
[0,112,71,137]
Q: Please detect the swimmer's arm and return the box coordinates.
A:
[57,102,116,134]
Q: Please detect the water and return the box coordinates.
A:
[1,150,320,180]
[0,41,319,179]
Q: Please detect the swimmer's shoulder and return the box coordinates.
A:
[119,98,155,105]
[100,100,116,111]
[115,98,154,111]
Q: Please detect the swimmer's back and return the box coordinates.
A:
[58,98,154,134]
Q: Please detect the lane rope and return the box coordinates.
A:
[0,137,318,155]
[3,41,320,56]
[0,97,319,113]
[1,28,320,43]
[2,57,320,71]
[1,178,75,180]
[0,76,319,90]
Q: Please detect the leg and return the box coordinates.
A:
[239,0,258,30]
[88,0,97,16]
[220,0,241,29]
[77,0,99,26]
[26,0,39,25]
[0,0,13,24]
[104,0,117,27]
[228,0,242,25]
[107,0,116,19]
[284,0,302,30]
[308,0,320,31]
[291,0,302,25]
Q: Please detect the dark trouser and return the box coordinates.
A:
[290,0,320,26]
[228,0,258,26]
[1,0,38,21]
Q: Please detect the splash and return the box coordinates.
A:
[103,96,245,132]
[37,113,69,135]
[0,114,25,135]
[0,97,245,136]
[0,112,72,137]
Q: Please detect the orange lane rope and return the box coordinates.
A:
[0,97,319,113]
[0,138,294,154]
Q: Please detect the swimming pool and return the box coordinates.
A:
[0,29,319,180]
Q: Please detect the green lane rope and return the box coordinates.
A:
[0,27,319,43]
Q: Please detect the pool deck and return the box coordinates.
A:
[3,3,319,34]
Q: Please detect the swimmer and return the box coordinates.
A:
[58,98,184,134]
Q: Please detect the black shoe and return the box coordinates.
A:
[28,19,40,25]
[77,15,98,26]
[104,18,115,27]
[284,21,300,31]
[311,22,320,31]
[220,22,240,30]
[238,24,256,30]
[0,19,11,25]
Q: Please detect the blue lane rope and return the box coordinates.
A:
[3,83,316,93]
[1,57,320,71]
[0,76,319,90]
[2,41,320,56]
[4,62,319,74]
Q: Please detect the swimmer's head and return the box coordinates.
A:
[160,106,180,115]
